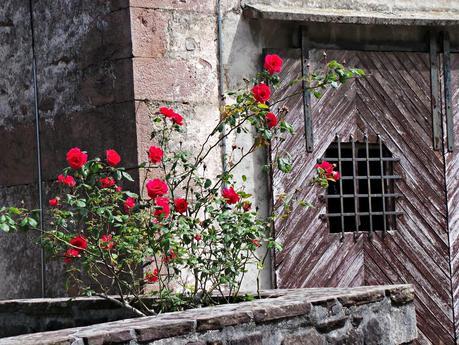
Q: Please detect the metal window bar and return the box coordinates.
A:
[326,193,401,198]
[378,135,387,234]
[351,136,359,239]
[326,211,403,217]
[365,135,374,237]
[336,135,345,240]
[339,175,401,180]
[325,157,399,162]
[321,136,400,235]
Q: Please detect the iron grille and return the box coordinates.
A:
[321,135,402,238]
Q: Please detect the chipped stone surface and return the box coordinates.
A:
[0,285,417,344]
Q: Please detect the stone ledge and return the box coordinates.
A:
[244,3,459,26]
[0,285,416,345]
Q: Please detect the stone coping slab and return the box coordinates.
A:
[0,284,416,345]
[244,3,459,26]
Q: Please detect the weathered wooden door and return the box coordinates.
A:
[271,48,457,344]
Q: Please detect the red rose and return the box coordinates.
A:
[66,147,88,170]
[57,174,76,187]
[315,161,334,175]
[124,197,136,212]
[100,176,116,188]
[100,234,115,250]
[252,83,271,103]
[331,171,341,181]
[69,235,88,250]
[251,239,262,248]
[64,248,80,264]
[194,233,202,241]
[115,186,123,192]
[49,198,59,207]
[222,187,240,204]
[171,112,184,126]
[106,149,121,167]
[148,146,164,164]
[146,179,168,199]
[145,268,159,283]
[242,201,251,212]
[174,198,188,213]
[162,249,177,263]
[265,112,278,129]
[159,107,175,119]
[264,54,283,75]
[154,197,170,219]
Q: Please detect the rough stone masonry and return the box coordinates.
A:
[0,285,417,345]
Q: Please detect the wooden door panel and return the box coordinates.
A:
[272,49,454,344]
[444,53,459,342]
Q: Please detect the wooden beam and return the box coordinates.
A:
[429,32,442,151]
[301,27,313,153]
[443,31,454,152]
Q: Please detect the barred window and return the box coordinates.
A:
[322,135,401,236]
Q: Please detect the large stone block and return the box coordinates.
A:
[131,8,168,58]
[167,12,217,64]
[40,101,139,179]
[129,0,216,13]
[0,2,34,126]
[133,57,218,103]
[0,184,42,300]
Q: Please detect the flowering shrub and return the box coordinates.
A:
[0,55,362,315]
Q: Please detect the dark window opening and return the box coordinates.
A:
[322,136,401,235]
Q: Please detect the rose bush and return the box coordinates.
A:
[0,55,359,315]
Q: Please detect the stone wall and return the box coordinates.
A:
[0,285,417,345]
[0,0,137,298]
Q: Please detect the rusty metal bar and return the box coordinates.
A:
[443,31,454,152]
[337,135,345,240]
[326,193,401,198]
[301,27,313,152]
[378,136,387,234]
[365,135,373,237]
[351,136,360,238]
[339,175,401,180]
[429,31,442,151]
[325,157,400,162]
[325,211,403,217]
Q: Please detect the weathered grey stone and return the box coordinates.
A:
[315,316,348,333]
[195,310,252,331]
[282,329,326,345]
[228,332,263,345]
[388,286,415,305]
[134,319,195,342]
[252,301,312,323]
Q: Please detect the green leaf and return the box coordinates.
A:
[122,171,134,182]
[125,191,138,198]
[27,218,38,228]
[277,155,293,173]
[75,200,86,208]
[0,223,10,232]
[204,179,212,189]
